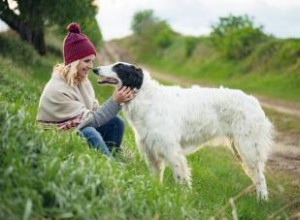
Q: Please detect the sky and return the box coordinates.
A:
[1,0,300,41]
[96,0,300,40]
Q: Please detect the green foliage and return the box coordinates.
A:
[131,10,174,50]
[153,23,174,49]
[184,36,199,57]
[0,33,54,84]
[271,39,300,71]
[0,0,98,30]
[0,0,102,54]
[244,38,279,72]
[1,25,300,220]
[245,38,300,73]
[0,33,43,66]
[131,10,158,35]
[211,14,268,59]
[1,98,298,219]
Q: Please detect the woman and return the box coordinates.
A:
[36,22,134,156]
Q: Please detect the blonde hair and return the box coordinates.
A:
[53,60,86,87]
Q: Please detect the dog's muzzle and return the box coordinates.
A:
[92,68,100,75]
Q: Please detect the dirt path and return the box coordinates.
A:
[98,42,300,184]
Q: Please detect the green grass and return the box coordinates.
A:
[1,99,299,219]
[1,32,300,219]
[264,108,300,133]
[149,60,300,102]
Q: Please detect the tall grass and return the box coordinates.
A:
[1,100,299,219]
[1,32,300,219]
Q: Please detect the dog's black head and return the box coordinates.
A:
[112,63,144,89]
[93,62,144,90]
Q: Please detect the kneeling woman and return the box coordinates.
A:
[36,22,134,156]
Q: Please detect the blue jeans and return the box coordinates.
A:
[79,116,124,157]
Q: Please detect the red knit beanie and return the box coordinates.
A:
[63,22,97,65]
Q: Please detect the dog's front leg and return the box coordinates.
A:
[143,147,165,182]
[164,149,192,188]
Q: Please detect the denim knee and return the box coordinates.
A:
[113,116,125,138]
[111,116,125,132]
[79,126,111,156]
[96,116,125,150]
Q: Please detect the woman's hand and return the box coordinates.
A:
[112,86,135,104]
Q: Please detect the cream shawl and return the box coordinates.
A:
[37,73,98,124]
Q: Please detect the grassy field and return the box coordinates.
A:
[1,32,300,219]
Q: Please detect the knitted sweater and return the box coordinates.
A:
[37,73,120,130]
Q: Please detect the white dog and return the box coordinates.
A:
[93,62,274,200]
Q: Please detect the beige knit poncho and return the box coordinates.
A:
[37,73,98,128]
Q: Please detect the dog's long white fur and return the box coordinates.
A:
[97,62,274,200]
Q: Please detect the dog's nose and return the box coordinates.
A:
[92,68,99,74]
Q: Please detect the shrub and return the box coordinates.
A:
[245,38,300,73]
[184,36,199,58]
[210,14,268,59]
[0,33,43,66]
[131,10,174,50]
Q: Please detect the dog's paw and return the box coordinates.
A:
[176,176,192,190]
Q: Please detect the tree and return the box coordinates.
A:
[131,10,158,35]
[0,0,99,55]
[210,14,268,59]
[131,9,174,49]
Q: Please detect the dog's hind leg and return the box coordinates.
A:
[233,139,269,200]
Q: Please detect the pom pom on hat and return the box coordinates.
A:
[67,22,81,33]
[63,22,97,65]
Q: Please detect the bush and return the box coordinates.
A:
[0,33,43,66]
[131,10,157,35]
[184,37,199,58]
[153,22,174,49]
[245,38,300,72]
[211,14,268,59]
[131,10,174,50]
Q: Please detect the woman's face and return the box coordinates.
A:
[77,54,96,79]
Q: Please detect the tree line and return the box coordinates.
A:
[0,3,276,60]
[131,10,269,60]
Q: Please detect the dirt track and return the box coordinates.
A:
[98,42,300,184]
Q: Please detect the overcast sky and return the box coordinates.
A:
[96,0,300,40]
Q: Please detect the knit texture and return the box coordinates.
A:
[37,73,121,130]
[37,73,97,125]
[63,22,97,65]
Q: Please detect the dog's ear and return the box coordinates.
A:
[125,66,143,89]
[124,66,143,89]
[133,69,143,89]
[114,63,144,89]
[135,67,143,75]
